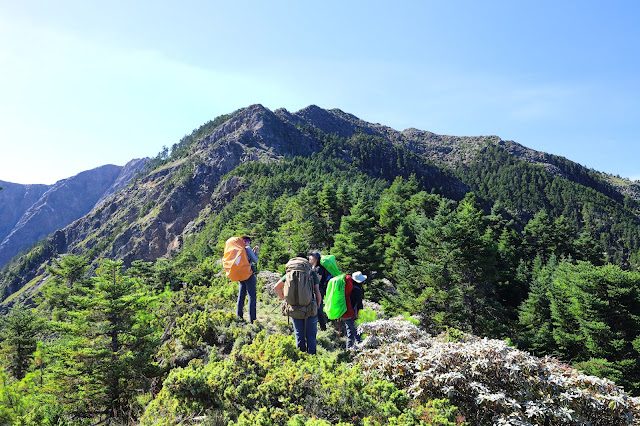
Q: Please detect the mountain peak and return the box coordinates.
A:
[291,105,371,139]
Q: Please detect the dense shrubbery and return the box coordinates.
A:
[357,319,640,425]
[141,332,463,426]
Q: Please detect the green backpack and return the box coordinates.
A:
[320,254,341,278]
[324,274,347,320]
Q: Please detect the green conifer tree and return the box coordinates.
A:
[0,305,44,379]
[50,259,161,421]
[518,256,559,355]
[404,194,504,334]
[42,254,92,321]
[331,199,383,277]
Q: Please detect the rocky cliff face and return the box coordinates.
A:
[0,159,147,269]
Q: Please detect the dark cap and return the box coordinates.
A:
[309,251,321,261]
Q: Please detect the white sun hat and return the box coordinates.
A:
[352,271,367,283]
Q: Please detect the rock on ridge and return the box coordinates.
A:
[287,105,379,139]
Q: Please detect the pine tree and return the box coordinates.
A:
[318,182,339,236]
[523,210,556,262]
[573,230,604,265]
[51,259,161,420]
[332,199,383,277]
[0,304,44,379]
[518,256,558,355]
[404,194,504,335]
[42,254,91,321]
[88,260,160,418]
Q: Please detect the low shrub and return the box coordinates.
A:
[356,307,380,327]
[141,332,461,425]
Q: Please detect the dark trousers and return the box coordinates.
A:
[292,314,318,354]
[236,274,256,323]
[318,300,328,330]
[318,286,327,330]
[343,318,360,349]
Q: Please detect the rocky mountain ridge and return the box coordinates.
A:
[288,105,640,204]
[50,105,323,266]
[2,103,640,303]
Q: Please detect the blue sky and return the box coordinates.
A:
[1,0,639,184]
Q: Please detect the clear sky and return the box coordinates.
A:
[1,0,639,185]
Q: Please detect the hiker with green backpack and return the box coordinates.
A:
[322,254,367,349]
[274,256,322,354]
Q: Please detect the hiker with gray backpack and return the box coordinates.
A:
[274,256,322,354]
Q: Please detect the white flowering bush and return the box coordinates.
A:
[357,318,430,348]
[356,319,640,425]
[362,300,386,318]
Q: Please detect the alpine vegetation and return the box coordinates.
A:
[357,319,640,425]
[1,105,640,424]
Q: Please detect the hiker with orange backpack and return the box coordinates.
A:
[223,236,259,323]
[274,256,322,354]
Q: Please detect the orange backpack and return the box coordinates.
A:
[223,237,253,281]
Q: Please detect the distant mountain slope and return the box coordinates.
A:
[0,181,50,244]
[283,105,640,229]
[2,103,640,303]
[283,105,640,205]
[0,159,147,269]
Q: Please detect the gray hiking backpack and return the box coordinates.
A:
[282,257,317,319]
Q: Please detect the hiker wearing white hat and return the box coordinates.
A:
[340,271,367,349]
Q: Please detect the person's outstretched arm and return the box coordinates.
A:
[245,246,259,263]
